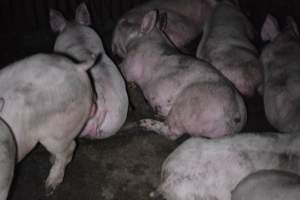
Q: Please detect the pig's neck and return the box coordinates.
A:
[127,33,179,85]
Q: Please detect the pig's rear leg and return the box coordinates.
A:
[41,139,76,193]
[139,119,179,140]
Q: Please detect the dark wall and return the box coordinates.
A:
[0,0,146,33]
[0,0,299,34]
[0,0,299,66]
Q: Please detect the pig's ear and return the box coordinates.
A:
[0,98,4,113]
[157,12,167,31]
[75,2,91,26]
[261,14,280,41]
[286,16,299,37]
[49,9,67,32]
[141,10,158,34]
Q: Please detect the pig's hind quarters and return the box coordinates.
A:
[166,82,246,138]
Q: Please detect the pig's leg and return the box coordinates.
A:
[41,139,76,192]
[139,119,180,140]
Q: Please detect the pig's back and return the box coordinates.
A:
[232,170,300,200]
[0,53,92,160]
[159,133,300,200]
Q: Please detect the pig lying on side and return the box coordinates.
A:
[50,3,128,139]
[0,53,94,192]
[112,0,217,58]
[153,133,300,200]
[260,15,300,132]
[120,10,246,139]
[0,100,16,200]
[232,170,300,200]
[196,0,263,97]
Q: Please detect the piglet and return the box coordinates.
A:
[50,3,128,139]
[232,170,300,200]
[120,10,246,139]
[196,0,263,97]
[112,0,217,58]
[260,15,300,132]
[0,99,16,200]
[0,53,94,192]
[153,133,300,200]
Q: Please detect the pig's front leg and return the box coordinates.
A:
[41,139,76,193]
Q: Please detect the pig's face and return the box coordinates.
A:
[50,3,103,62]
[112,12,142,59]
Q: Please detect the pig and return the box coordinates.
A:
[0,99,16,200]
[196,0,263,97]
[120,10,246,139]
[112,0,217,58]
[260,15,300,133]
[50,3,129,139]
[0,53,94,192]
[232,170,300,200]
[152,133,300,200]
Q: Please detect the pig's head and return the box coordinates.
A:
[111,11,144,59]
[50,3,103,62]
[112,9,172,58]
[261,15,300,73]
[261,14,299,43]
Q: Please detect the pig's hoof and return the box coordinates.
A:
[45,175,63,195]
[128,82,137,89]
[45,186,55,196]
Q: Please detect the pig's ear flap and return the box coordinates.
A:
[49,9,67,32]
[141,10,158,34]
[286,16,299,37]
[0,98,5,113]
[157,12,167,31]
[75,2,91,26]
[261,14,280,41]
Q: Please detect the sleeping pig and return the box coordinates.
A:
[112,0,217,58]
[0,53,94,192]
[232,170,300,200]
[153,133,300,200]
[50,3,128,139]
[0,99,16,200]
[120,10,246,139]
[260,15,300,132]
[196,0,263,96]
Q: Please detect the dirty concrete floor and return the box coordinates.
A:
[0,20,276,200]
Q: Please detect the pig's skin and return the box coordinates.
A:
[112,0,217,58]
[155,133,300,200]
[0,53,93,191]
[260,15,300,133]
[232,170,300,200]
[0,107,15,200]
[120,10,246,139]
[50,3,128,139]
[196,0,263,97]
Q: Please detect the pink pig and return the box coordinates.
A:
[50,3,129,139]
[112,0,217,58]
[120,10,246,139]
